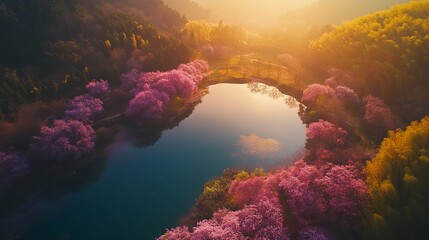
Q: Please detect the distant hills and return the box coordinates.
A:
[165,0,317,28]
[283,0,409,24]
[162,0,211,21]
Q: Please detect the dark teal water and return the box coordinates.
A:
[21,83,306,239]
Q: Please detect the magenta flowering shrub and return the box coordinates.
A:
[85,79,110,98]
[335,86,359,106]
[128,71,160,96]
[228,174,279,206]
[31,120,95,160]
[121,69,141,93]
[230,160,368,228]
[160,159,367,239]
[125,90,169,123]
[121,60,209,125]
[305,120,348,163]
[63,94,104,123]
[179,60,209,76]
[301,84,334,106]
[306,120,347,149]
[159,198,289,240]
[278,160,368,227]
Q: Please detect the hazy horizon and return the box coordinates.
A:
[165,0,409,29]
[190,0,318,27]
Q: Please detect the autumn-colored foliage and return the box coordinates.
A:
[310,1,429,101]
[365,116,429,239]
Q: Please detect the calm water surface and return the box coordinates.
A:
[22,83,306,239]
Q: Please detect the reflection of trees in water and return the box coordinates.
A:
[0,153,108,239]
[285,96,298,108]
[0,87,207,238]
[247,83,300,108]
[247,83,283,100]
[122,90,206,148]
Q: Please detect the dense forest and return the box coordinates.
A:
[0,0,190,118]
[310,0,429,121]
[1,0,429,239]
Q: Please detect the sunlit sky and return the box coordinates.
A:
[192,0,318,26]
[184,0,409,27]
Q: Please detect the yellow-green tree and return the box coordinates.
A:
[365,116,429,239]
[310,1,429,101]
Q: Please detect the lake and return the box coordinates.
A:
[17,83,306,239]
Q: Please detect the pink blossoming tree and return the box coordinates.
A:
[122,60,209,125]
[305,120,348,163]
[125,90,169,124]
[63,94,104,123]
[159,198,289,240]
[278,160,368,227]
[31,120,95,160]
[301,84,334,106]
[85,79,110,98]
[335,86,359,106]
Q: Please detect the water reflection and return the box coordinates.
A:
[247,82,299,109]
[236,134,281,158]
[285,96,299,108]
[247,82,284,99]
[2,83,306,240]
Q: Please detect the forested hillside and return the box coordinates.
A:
[284,0,408,24]
[310,0,429,120]
[163,0,211,21]
[0,0,190,118]
[365,116,429,239]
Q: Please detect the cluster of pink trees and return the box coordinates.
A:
[160,159,367,239]
[121,60,209,125]
[278,160,367,227]
[301,84,335,106]
[305,120,349,163]
[85,79,110,98]
[301,84,359,107]
[31,120,96,160]
[63,94,104,123]
[159,198,289,240]
[334,86,359,106]
[31,80,109,160]
[228,160,367,228]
